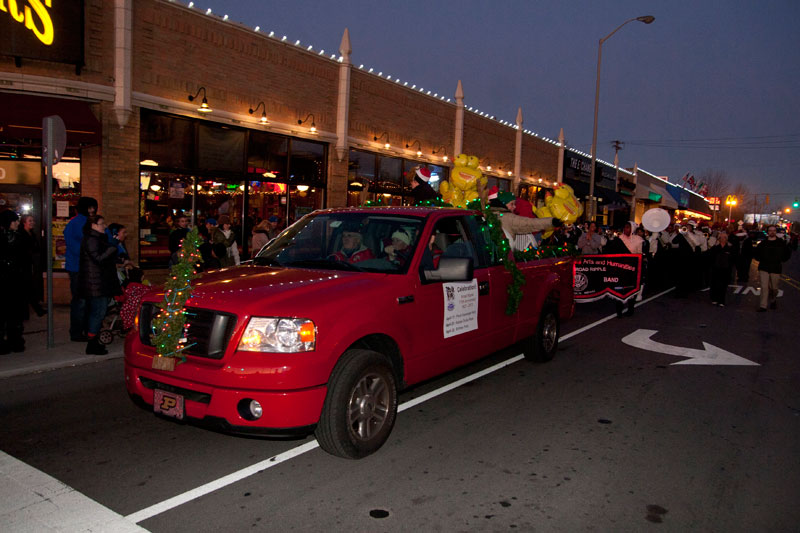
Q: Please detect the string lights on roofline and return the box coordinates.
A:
[189,4,559,142]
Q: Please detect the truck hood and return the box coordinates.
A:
[177,264,385,315]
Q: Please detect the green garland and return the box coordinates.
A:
[513,242,580,262]
[151,226,204,368]
[481,205,578,315]
[363,196,452,208]
[481,205,526,315]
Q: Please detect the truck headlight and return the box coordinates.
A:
[238,317,316,352]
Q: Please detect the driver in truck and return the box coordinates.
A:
[329,222,375,264]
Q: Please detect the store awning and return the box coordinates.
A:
[0,92,101,147]
[565,179,629,211]
[652,184,678,209]
[635,184,661,202]
[688,193,712,216]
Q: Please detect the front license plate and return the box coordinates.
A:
[153,389,184,420]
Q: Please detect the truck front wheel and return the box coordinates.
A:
[523,305,560,363]
[316,349,398,459]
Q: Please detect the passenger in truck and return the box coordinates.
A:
[384,229,413,266]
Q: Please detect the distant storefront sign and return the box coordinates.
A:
[1,1,84,65]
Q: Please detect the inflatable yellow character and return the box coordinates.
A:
[534,183,583,238]
[439,154,487,208]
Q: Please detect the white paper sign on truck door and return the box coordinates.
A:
[442,279,478,338]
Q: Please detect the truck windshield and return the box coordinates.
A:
[253,212,425,274]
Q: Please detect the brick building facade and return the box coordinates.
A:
[2,0,572,298]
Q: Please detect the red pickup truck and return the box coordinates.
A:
[125,207,574,458]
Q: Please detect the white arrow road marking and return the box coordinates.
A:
[730,285,784,297]
[621,329,759,366]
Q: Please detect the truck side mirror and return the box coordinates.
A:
[423,257,474,283]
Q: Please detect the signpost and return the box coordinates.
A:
[42,115,66,349]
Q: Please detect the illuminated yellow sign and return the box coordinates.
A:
[1,1,82,65]
[0,0,54,46]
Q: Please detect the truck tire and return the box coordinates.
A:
[315,349,398,459]
[523,305,559,363]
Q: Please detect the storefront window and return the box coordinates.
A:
[139,111,328,264]
[197,124,245,173]
[140,111,194,170]
[248,131,288,180]
[347,149,449,206]
[348,150,375,206]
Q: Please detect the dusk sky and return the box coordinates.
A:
[197,0,800,216]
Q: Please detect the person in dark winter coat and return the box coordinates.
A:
[673,224,696,298]
[709,232,735,306]
[409,166,440,205]
[0,210,27,353]
[734,225,753,282]
[78,214,122,355]
[754,225,792,311]
[168,212,190,266]
[18,214,45,317]
[64,196,98,341]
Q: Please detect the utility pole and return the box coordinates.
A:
[611,140,625,158]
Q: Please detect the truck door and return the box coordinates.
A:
[400,214,493,383]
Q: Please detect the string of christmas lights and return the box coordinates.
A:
[151,226,204,369]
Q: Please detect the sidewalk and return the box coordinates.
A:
[0,305,124,380]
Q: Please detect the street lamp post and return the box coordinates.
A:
[725,195,737,223]
[588,15,655,222]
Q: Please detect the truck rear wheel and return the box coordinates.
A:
[315,349,398,459]
[523,305,559,363]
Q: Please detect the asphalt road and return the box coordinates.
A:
[2,254,799,532]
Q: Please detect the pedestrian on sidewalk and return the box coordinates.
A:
[18,214,46,317]
[78,214,122,355]
[754,225,792,312]
[212,215,239,267]
[0,210,27,354]
[64,196,98,341]
[709,232,735,307]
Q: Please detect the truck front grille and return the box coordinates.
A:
[139,303,237,360]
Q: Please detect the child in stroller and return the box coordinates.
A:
[98,268,149,345]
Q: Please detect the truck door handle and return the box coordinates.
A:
[397,295,414,304]
[478,281,490,295]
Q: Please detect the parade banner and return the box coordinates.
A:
[573,254,642,303]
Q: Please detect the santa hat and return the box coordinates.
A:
[391,230,411,245]
[487,186,499,201]
[415,167,431,183]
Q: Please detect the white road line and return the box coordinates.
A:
[121,287,672,523]
[0,451,147,532]
[125,441,320,524]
